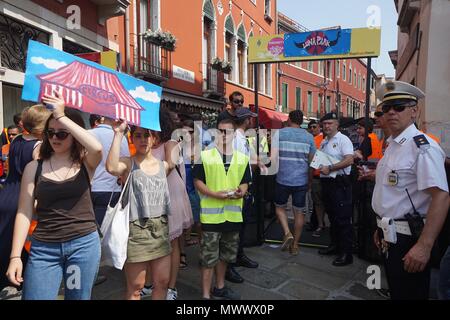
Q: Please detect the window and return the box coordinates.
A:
[237,40,245,85]
[326,61,331,79]
[318,61,324,76]
[326,96,331,113]
[247,32,254,89]
[358,74,361,90]
[265,64,272,96]
[342,62,346,80]
[224,32,233,81]
[336,61,340,78]
[307,61,313,72]
[282,83,288,112]
[346,98,350,116]
[349,65,352,83]
[362,77,365,92]
[265,0,271,17]
[318,94,322,114]
[307,91,313,114]
[295,87,302,110]
[354,71,357,87]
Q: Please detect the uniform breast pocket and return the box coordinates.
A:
[392,168,415,188]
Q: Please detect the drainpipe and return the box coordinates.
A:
[125,6,130,74]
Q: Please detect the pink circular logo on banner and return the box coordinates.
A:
[267,37,284,56]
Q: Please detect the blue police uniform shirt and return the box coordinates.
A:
[276,127,316,187]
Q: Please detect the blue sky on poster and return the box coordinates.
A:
[22,41,162,130]
[277,0,397,78]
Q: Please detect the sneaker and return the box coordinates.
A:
[211,286,241,300]
[281,232,294,252]
[289,243,299,256]
[312,227,324,238]
[376,288,390,299]
[166,288,178,300]
[140,284,153,298]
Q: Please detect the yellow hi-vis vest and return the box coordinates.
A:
[200,148,249,224]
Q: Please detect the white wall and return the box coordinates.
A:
[425,0,450,155]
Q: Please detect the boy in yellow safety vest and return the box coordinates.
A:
[193,118,251,300]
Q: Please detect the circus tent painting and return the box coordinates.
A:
[38,61,144,126]
[22,40,162,131]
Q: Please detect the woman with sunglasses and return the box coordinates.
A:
[0,105,51,291]
[6,92,103,300]
[106,119,171,300]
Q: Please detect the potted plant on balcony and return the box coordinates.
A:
[142,29,177,51]
[211,57,232,74]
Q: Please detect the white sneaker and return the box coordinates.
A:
[140,285,153,298]
[166,288,178,300]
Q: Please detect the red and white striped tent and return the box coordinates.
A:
[38,61,143,125]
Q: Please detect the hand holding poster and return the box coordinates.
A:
[22,40,162,131]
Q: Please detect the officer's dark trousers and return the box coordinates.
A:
[321,177,353,255]
[380,231,431,300]
[237,193,254,256]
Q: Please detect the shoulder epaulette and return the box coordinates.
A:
[413,134,430,149]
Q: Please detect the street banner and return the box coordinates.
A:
[22,40,162,131]
[248,27,380,63]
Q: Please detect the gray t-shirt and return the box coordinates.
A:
[127,159,171,221]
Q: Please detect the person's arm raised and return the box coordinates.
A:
[106,119,131,177]
[42,92,102,173]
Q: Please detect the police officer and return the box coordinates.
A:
[372,81,449,300]
[317,112,355,266]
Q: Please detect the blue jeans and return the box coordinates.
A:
[23,231,101,300]
[439,246,450,300]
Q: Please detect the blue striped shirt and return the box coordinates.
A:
[276,127,316,186]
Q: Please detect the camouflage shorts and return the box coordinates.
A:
[199,231,240,268]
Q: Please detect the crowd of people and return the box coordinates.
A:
[0,83,449,300]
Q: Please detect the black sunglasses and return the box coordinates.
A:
[8,133,18,137]
[381,103,414,113]
[374,111,384,117]
[309,125,318,129]
[46,129,70,140]
[133,132,151,139]
[233,99,244,104]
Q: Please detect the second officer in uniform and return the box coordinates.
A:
[372,81,449,300]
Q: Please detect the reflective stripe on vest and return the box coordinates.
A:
[200,148,249,224]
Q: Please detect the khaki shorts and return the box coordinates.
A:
[127,215,171,263]
[199,231,239,268]
[311,178,325,211]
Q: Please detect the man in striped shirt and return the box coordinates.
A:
[273,110,316,255]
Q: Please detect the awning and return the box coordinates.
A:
[249,105,288,129]
[162,88,224,111]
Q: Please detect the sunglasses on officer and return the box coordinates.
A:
[381,101,416,113]
[374,111,384,117]
[232,99,244,104]
[46,129,70,140]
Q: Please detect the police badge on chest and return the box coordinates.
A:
[388,171,398,186]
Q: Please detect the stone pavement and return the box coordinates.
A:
[92,243,389,300]
[2,242,442,300]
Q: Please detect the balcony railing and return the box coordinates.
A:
[202,63,225,99]
[135,34,171,83]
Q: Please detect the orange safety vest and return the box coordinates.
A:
[368,133,383,160]
[24,219,38,253]
[313,133,324,177]
[127,132,136,156]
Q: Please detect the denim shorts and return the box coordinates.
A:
[188,190,200,223]
[274,182,308,211]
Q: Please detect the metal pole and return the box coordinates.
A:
[364,58,372,161]
[254,64,263,245]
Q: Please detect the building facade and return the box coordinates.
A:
[391,0,450,154]
[277,12,369,120]
[116,0,278,122]
[0,0,126,127]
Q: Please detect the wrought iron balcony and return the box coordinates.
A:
[202,63,225,99]
[135,34,171,84]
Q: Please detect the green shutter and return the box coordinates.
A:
[203,0,214,21]
[296,87,301,110]
[225,16,234,34]
[237,25,246,42]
